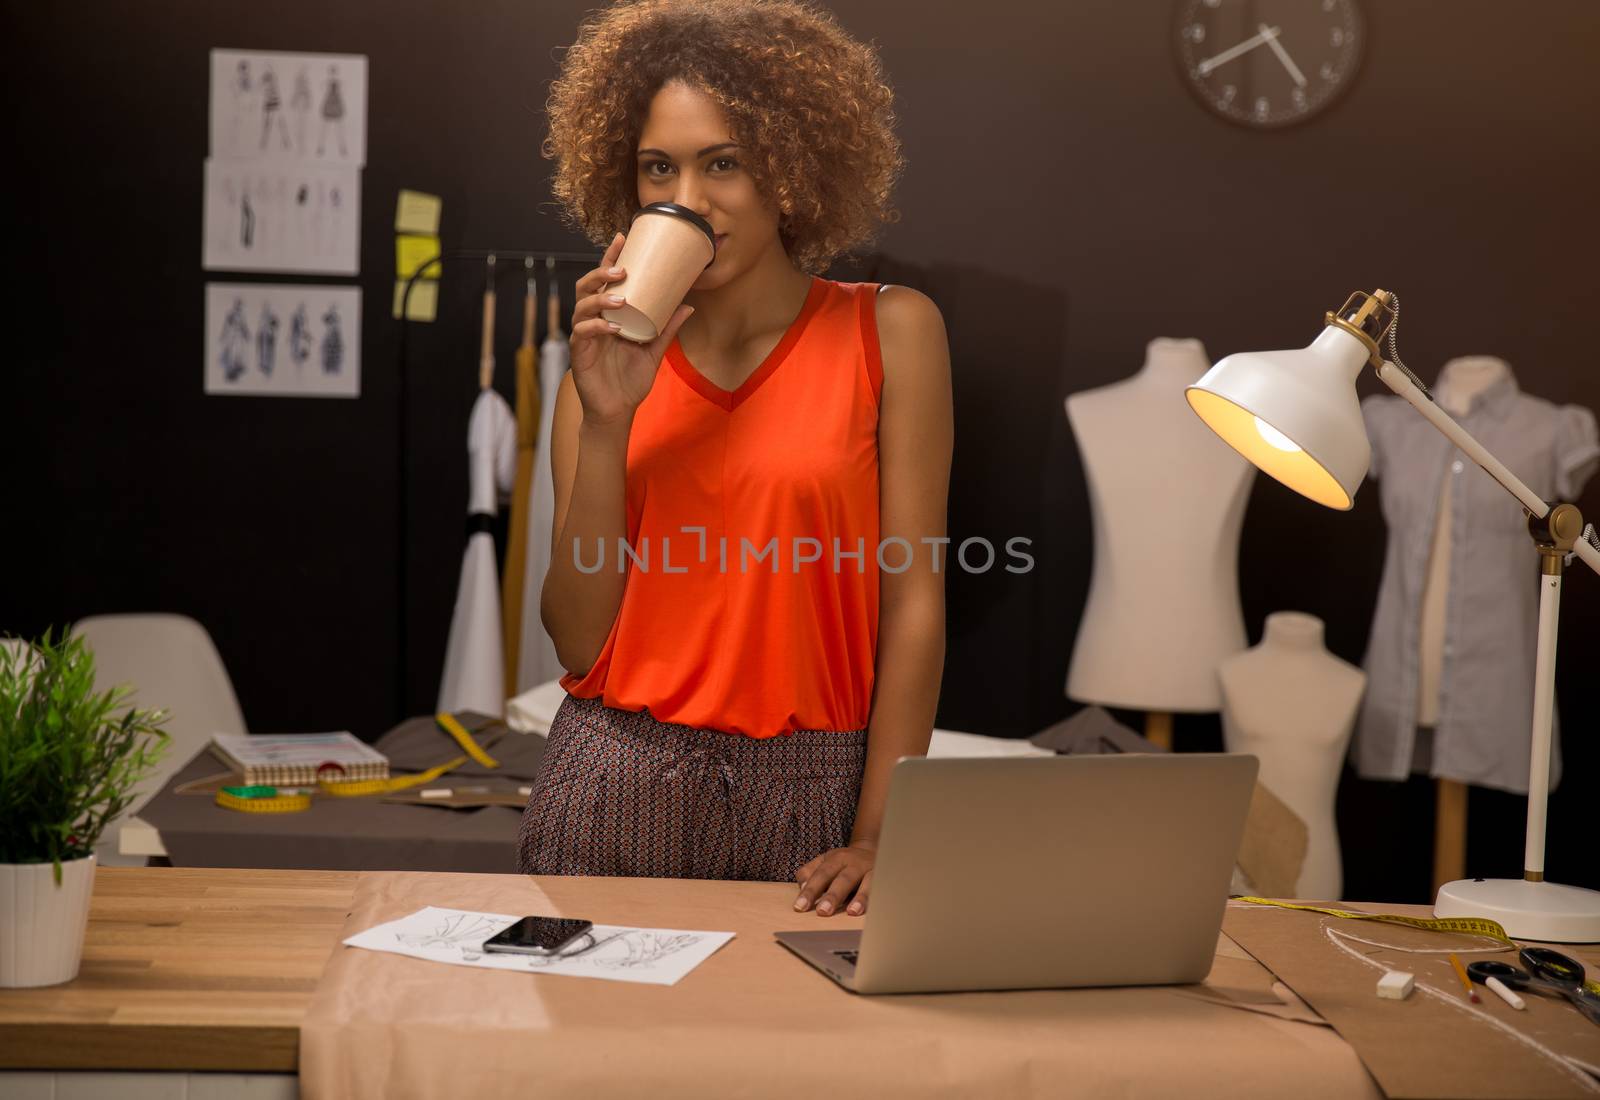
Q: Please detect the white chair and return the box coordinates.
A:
[72,614,247,865]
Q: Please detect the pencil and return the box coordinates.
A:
[1448,953,1480,1004]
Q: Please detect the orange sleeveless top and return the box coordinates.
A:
[559,276,882,739]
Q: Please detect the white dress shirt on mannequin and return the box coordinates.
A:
[1416,357,1509,729]
[1065,338,1253,711]
[1357,356,1598,792]
[1219,612,1365,900]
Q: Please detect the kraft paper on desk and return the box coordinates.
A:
[1224,900,1600,1099]
[344,906,733,986]
[300,871,1380,1100]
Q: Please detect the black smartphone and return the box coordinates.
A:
[482,915,594,956]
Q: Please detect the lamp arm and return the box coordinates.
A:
[1374,360,1545,515]
[1373,360,1600,576]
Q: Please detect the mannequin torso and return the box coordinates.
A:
[1219,611,1365,899]
[1065,338,1253,711]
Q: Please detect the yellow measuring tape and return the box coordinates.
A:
[215,787,313,813]
[1233,896,1514,945]
[214,714,501,812]
[1234,897,1600,995]
[435,711,500,768]
[316,754,471,798]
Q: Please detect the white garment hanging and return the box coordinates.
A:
[439,388,517,716]
[515,334,571,691]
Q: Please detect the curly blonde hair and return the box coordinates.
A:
[542,0,905,275]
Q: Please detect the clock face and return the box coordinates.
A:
[1175,0,1365,128]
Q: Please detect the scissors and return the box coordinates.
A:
[1467,947,1600,1026]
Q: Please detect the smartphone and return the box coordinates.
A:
[482,915,594,956]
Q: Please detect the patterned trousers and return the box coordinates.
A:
[516,693,867,882]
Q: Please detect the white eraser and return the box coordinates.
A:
[1376,970,1415,1000]
[419,788,452,800]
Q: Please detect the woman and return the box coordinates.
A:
[519,0,952,919]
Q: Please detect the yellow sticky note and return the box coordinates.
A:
[395,190,443,236]
[396,234,441,279]
[393,279,439,322]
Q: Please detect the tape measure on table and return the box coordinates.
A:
[1232,896,1515,946]
[216,760,472,809]
[214,713,503,810]
[318,714,501,797]
[316,754,471,798]
[215,786,313,814]
[434,711,500,768]
[1234,897,1600,996]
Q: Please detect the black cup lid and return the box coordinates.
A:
[631,202,717,266]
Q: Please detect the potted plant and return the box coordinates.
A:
[0,629,169,987]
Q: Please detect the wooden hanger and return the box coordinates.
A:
[478,254,497,390]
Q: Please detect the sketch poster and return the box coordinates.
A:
[203,157,360,275]
[343,906,737,986]
[205,283,361,398]
[210,48,367,166]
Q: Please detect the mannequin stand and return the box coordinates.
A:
[1145,711,1173,751]
[1432,779,1466,895]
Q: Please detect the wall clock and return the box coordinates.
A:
[1174,0,1365,128]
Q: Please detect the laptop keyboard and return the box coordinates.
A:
[832,949,859,966]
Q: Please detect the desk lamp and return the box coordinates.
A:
[1186,289,1600,943]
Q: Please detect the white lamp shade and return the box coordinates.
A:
[1185,326,1373,510]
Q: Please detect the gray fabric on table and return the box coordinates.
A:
[1030,705,1167,754]
[137,713,547,872]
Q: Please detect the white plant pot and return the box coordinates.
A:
[0,854,97,987]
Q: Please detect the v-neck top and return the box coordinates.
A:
[559,277,885,738]
[664,276,830,409]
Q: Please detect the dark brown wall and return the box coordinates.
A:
[9,1,1599,900]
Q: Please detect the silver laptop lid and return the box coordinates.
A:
[853,753,1257,994]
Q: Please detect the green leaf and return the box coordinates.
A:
[0,628,170,865]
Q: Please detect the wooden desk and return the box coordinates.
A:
[0,866,1381,1098]
[0,867,357,1072]
[4,869,1594,1099]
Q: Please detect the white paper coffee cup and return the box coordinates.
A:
[601,202,717,343]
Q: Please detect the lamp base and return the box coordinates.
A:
[1434,877,1600,943]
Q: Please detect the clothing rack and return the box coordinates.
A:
[394,247,599,721]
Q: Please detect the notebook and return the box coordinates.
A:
[209,732,389,786]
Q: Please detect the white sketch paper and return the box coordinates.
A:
[203,158,360,275]
[342,906,736,987]
[210,49,367,166]
[205,283,360,398]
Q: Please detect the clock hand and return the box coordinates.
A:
[1259,22,1307,87]
[1196,25,1281,77]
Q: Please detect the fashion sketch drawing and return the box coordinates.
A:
[219,299,250,382]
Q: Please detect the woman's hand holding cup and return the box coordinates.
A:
[571,231,694,430]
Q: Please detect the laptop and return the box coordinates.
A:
[775,752,1257,994]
